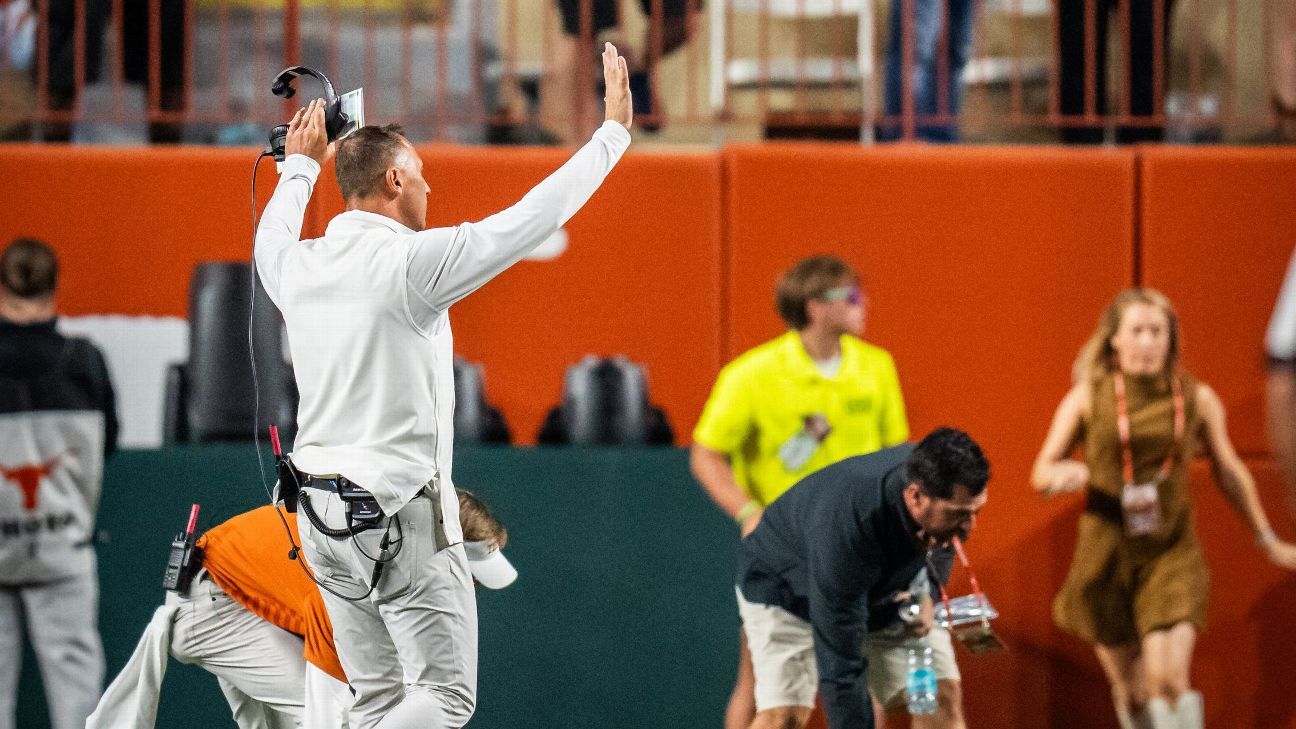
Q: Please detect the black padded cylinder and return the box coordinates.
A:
[184,262,297,443]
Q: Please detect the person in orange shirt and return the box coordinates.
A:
[87,489,515,729]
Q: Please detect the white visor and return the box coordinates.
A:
[464,540,517,589]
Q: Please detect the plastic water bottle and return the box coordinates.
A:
[906,639,938,715]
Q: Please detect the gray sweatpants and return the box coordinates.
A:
[0,570,104,729]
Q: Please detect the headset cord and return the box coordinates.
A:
[248,150,379,603]
[247,150,402,603]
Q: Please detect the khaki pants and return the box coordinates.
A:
[299,490,477,729]
[168,574,306,729]
[736,588,960,712]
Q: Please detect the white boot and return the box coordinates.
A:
[1174,691,1203,729]
[1145,697,1177,729]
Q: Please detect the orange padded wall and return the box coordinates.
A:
[2,142,1295,727]
[1139,147,1296,457]
[0,144,723,446]
[723,144,1138,728]
[309,145,725,445]
[0,145,285,317]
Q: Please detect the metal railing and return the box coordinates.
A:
[0,0,1291,144]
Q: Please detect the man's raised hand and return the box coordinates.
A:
[284,98,335,166]
[602,42,632,130]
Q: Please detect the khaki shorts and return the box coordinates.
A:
[736,588,960,712]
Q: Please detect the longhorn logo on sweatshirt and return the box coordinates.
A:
[1,456,63,511]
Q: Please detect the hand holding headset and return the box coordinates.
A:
[267,66,352,162]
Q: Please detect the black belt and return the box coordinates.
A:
[299,475,385,537]
[1084,488,1124,524]
[303,474,363,494]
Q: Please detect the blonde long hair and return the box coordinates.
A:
[1072,288,1181,385]
[457,488,508,548]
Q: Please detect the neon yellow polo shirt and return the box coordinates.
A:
[693,330,909,506]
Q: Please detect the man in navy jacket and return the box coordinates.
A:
[737,428,990,729]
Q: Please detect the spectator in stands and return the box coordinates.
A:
[735,429,990,729]
[542,0,701,140]
[33,0,185,142]
[1056,0,1175,144]
[88,489,516,729]
[30,0,106,141]
[1275,0,1296,140]
[692,256,968,729]
[879,0,977,142]
[1266,246,1296,520]
[1032,288,1296,729]
[119,0,188,143]
[0,238,118,729]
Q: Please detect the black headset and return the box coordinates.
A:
[267,66,351,162]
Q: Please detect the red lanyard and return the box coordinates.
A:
[932,536,987,627]
[1113,372,1184,486]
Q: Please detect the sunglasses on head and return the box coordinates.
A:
[820,286,863,306]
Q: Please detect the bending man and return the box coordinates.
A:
[737,428,990,729]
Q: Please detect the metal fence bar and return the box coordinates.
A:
[148,0,160,119]
[435,2,448,139]
[400,0,412,125]
[9,0,1288,144]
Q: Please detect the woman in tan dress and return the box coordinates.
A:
[1031,288,1296,729]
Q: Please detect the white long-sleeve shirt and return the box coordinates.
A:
[1268,245,1296,362]
[255,121,631,526]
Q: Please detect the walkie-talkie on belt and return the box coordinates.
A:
[162,504,202,593]
[271,425,300,513]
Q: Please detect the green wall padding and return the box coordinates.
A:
[18,446,740,728]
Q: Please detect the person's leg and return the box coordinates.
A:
[872,696,888,728]
[870,627,962,729]
[885,0,944,140]
[367,501,477,729]
[749,705,814,729]
[215,677,279,729]
[1116,0,1173,143]
[881,0,907,140]
[1057,0,1108,143]
[0,586,23,729]
[23,572,105,729]
[735,588,817,729]
[167,578,306,729]
[541,0,619,142]
[724,632,757,729]
[308,493,476,729]
[919,0,976,142]
[1093,642,1144,729]
[304,663,353,729]
[1141,622,1198,728]
[1277,0,1296,109]
[910,680,963,729]
[319,586,402,729]
[299,501,404,729]
[1266,369,1296,519]
[644,0,698,57]
[631,0,699,130]
[146,0,187,143]
[1276,0,1296,139]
